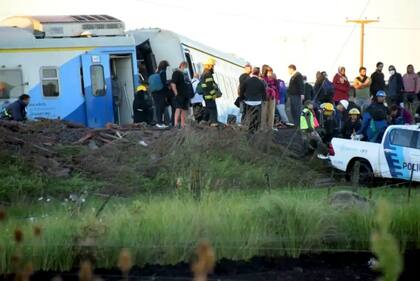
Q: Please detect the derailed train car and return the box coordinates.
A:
[0,15,139,128]
[129,28,247,123]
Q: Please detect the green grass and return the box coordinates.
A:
[0,188,419,273]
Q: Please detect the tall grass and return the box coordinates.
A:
[0,188,419,273]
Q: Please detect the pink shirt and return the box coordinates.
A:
[402,73,420,93]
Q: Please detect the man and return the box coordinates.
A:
[353,67,371,110]
[370,62,385,98]
[239,67,266,132]
[303,75,314,102]
[171,62,192,128]
[287,64,304,126]
[333,66,350,103]
[300,100,324,157]
[111,74,122,124]
[1,94,30,121]
[402,64,420,112]
[318,102,337,144]
[201,57,221,126]
[190,73,204,123]
[238,64,252,122]
[387,65,404,106]
[389,104,413,125]
[335,99,349,133]
[341,108,362,139]
[357,91,389,143]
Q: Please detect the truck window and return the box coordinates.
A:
[0,69,24,99]
[389,129,416,148]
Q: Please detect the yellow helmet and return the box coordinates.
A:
[136,84,147,92]
[321,103,334,112]
[349,108,361,115]
[204,57,216,66]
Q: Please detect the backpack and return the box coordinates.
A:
[185,80,195,99]
[148,72,164,93]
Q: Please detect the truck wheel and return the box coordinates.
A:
[350,160,373,186]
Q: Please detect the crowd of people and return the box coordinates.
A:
[2,58,420,156]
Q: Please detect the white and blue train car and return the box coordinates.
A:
[0,15,139,128]
[129,28,247,123]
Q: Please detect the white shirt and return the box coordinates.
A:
[190,77,204,105]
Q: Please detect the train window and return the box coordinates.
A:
[0,69,23,99]
[184,52,194,78]
[90,65,106,96]
[40,67,60,97]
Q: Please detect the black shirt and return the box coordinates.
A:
[240,76,266,102]
[171,70,188,97]
[288,72,304,96]
[370,71,385,97]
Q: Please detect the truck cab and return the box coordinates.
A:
[329,125,420,184]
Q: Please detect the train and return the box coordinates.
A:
[0,15,247,127]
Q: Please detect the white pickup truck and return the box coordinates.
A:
[329,125,420,184]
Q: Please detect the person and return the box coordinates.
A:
[370,62,385,98]
[191,72,204,123]
[201,57,221,126]
[341,108,362,139]
[0,82,9,99]
[1,94,30,121]
[275,76,289,123]
[357,91,389,143]
[300,100,324,157]
[303,75,314,102]
[402,64,420,112]
[353,67,371,111]
[313,71,334,105]
[111,74,122,124]
[333,66,350,103]
[133,84,153,124]
[237,64,252,121]
[149,60,170,128]
[171,62,191,128]
[387,65,404,106]
[239,67,265,132]
[389,104,413,125]
[317,102,337,144]
[287,64,304,126]
[261,66,278,131]
[335,99,349,133]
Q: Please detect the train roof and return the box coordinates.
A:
[129,28,247,67]
[0,26,135,50]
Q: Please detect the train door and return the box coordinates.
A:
[81,54,114,128]
[136,40,157,81]
[110,55,135,125]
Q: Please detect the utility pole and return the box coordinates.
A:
[346,18,379,68]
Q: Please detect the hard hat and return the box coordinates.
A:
[321,103,334,111]
[204,57,216,66]
[349,108,361,115]
[376,90,386,97]
[339,99,349,110]
[136,85,147,92]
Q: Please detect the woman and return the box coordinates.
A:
[261,66,278,130]
[333,66,350,104]
[148,60,170,127]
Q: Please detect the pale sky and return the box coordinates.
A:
[1,0,420,81]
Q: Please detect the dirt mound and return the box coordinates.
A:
[0,119,329,195]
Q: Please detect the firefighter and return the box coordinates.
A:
[318,102,337,144]
[300,100,325,157]
[1,94,30,121]
[133,84,153,124]
[341,108,362,139]
[200,57,221,126]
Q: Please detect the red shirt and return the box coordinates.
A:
[333,73,350,102]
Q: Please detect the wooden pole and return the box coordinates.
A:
[346,19,380,68]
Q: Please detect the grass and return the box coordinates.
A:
[0,188,419,273]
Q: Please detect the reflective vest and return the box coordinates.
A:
[300,108,315,130]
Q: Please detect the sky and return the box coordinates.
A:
[1,0,420,81]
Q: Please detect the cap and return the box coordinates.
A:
[376,90,386,97]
